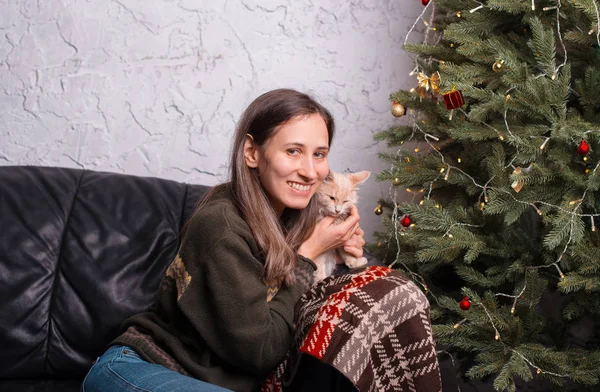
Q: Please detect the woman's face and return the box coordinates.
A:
[245,113,330,215]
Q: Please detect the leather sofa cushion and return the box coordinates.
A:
[0,166,209,380]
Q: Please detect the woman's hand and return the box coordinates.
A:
[297,205,361,260]
[341,225,365,261]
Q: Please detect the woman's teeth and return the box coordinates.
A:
[288,182,310,191]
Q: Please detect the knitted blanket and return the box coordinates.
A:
[262,266,442,392]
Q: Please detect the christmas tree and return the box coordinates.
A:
[369,1,600,391]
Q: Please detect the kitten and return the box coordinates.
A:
[312,170,370,281]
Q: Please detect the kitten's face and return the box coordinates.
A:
[316,171,370,217]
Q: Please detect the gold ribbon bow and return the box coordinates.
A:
[416,72,441,98]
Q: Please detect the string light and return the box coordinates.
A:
[530,204,543,216]
[470,4,484,13]
[453,319,467,329]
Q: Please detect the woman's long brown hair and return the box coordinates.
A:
[189,89,335,285]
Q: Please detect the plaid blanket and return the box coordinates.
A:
[262,266,442,392]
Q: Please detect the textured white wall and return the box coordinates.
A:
[0,0,422,241]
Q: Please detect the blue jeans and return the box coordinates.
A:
[81,345,232,392]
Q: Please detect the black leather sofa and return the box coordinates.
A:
[0,166,210,392]
[1,165,381,392]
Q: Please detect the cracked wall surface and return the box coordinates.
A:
[0,0,423,241]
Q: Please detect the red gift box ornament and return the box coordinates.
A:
[443,88,465,110]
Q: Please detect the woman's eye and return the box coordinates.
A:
[314,151,326,158]
[287,149,300,156]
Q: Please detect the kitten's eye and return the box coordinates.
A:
[343,200,349,203]
[329,196,336,201]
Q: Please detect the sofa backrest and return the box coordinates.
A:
[0,166,209,380]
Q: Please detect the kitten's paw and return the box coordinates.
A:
[345,256,368,269]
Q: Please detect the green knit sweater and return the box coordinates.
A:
[112,185,316,392]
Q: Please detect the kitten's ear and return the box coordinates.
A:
[324,170,334,183]
[349,171,370,187]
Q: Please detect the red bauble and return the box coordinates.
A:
[443,89,465,110]
[400,215,412,227]
[421,0,430,5]
[459,296,471,311]
[578,139,590,156]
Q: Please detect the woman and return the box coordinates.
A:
[82,89,365,392]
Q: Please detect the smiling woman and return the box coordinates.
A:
[81,89,367,392]
[243,113,330,215]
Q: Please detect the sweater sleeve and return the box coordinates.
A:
[176,214,315,376]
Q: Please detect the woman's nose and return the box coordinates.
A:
[298,157,317,179]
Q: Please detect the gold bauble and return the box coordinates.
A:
[374,205,383,215]
[492,60,504,72]
[391,102,406,117]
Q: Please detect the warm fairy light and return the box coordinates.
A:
[448,234,454,238]
[495,333,500,341]
[414,148,420,153]
[530,204,543,216]
[406,188,412,193]
[560,272,565,279]
[456,11,462,17]
[457,157,462,163]
[592,217,596,232]
[584,156,589,162]
[435,204,441,209]
[543,6,558,11]
[440,167,446,173]
[499,134,505,141]
[444,167,450,181]
[470,5,484,13]
[540,137,550,150]
[410,223,416,228]
[419,200,425,205]
[453,319,467,329]
[531,0,535,10]
[410,88,416,93]
[511,306,515,314]
[537,368,542,375]
[505,94,511,101]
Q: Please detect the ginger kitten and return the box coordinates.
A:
[312,170,370,281]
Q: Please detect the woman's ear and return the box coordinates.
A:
[243,134,259,168]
